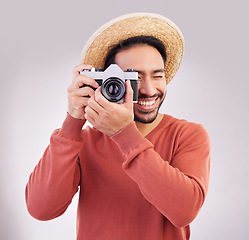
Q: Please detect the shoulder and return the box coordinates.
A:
[163,114,207,133]
[162,114,210,145]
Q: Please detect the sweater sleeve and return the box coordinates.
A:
[25,113,85,220]
[111,121,211,228]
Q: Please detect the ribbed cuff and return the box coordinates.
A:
[59,113,86,141]
[111,122,153,164]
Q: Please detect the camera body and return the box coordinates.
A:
[80,64,138,103]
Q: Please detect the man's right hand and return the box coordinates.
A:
[67,64,99,120]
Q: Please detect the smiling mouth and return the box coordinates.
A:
[137,95,160,106]
[138,99,156,106]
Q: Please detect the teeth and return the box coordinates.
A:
[138,100,155,106]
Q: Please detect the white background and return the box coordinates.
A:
[1,0,248,239]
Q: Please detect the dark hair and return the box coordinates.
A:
[104,36,167,69]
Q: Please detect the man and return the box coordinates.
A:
[26,13,210,240]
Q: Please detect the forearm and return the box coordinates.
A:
[123,149,205,227]
[25,114,85,220]
[111,121,210,227]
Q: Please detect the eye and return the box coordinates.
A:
[138,75,142,83]
[153,75,164,79]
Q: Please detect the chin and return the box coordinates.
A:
[134,92,166,124]
[134,109,159,124]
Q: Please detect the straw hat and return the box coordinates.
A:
[80,12,184,84]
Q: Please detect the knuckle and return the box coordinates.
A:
[94,94,101,103]
[87,98,94,106]
[72,66,79,75]
[84,106,89,113]
[72,66,77,73]
[67,85,73,93]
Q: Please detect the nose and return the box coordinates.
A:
[138,77,157,96]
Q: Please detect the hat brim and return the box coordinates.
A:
[80,12,184,84]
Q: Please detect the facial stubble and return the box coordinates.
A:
[134,93,166,124]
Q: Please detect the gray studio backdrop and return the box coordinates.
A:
[1,0,248,239]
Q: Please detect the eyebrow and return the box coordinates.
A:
[132,69,165,74]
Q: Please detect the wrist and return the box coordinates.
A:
[60,113,86,140]
[68,109,86,121]
[111,121,153,166]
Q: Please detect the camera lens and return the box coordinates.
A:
[101,77,125,102]
[108,84,119,95]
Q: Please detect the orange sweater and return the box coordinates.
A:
[26,113,210,240]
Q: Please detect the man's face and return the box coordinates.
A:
[115,44,167,123]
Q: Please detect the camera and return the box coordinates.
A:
[80,64,138,103]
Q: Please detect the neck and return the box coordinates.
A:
[135,113,164,137]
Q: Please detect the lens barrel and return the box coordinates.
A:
[101,77,126,102]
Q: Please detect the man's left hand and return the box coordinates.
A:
[84,80,134,136]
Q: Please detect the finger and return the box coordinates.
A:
[68,83,95,96]
[70,97,89,110]
[77,86,96,98]
[72,64,92,77]
[84,113,95,126]
[85,105,99,122]
[94,87,111,109]
[87,94,105,114]
[72,74,99,89]
[72,64,99,89]
[68,91,90,107]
